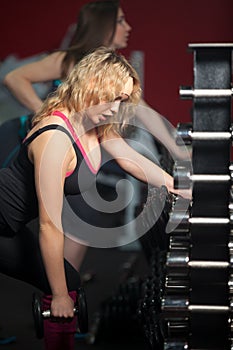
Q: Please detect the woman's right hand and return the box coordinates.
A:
[171,187,192,200]
[50,294,75,318]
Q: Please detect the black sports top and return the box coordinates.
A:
[0,111,100,232]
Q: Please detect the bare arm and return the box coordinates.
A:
[101,130,191,198]
[135,99,190,160]
[3,51,66,113]
[30,127,75,317]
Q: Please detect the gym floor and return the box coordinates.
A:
[0,245,151,350]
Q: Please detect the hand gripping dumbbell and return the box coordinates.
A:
[32,287,88,339]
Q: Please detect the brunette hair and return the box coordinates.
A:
[61,0,120,78]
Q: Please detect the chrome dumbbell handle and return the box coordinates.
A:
[168,213,230,233]
[191,174,230,182]
[189,305,229,313]
[42,307,78,318]
[176,122,232,145]
[174,160,231,189]
[162,297,230,315]
[189,217,230,225]
[164,341,188,350]
[179,86,233,98]
[175,173,230,189]
[190,131,232,140]
[166,251,230,270]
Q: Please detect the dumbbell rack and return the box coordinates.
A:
[161,44,233,349]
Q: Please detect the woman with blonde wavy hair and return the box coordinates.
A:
[1,0,188,284]
[0,48,187,350]
[32,47,140,127]
[0,47,188,350]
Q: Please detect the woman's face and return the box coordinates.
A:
[86,77,133,125]
[111,8,131,50]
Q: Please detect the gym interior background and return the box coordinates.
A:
[0,1,232,349]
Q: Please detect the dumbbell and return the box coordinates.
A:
[32,287,88,339]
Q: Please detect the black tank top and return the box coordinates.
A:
[0,111,100,232]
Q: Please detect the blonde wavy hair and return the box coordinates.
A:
[33,47,141,135]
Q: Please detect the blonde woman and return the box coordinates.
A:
[0,0,133,277]
[1,0,187,276]
[0,47,189,350]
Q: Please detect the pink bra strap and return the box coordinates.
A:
[52,110,77,141]
[51,110,99,174]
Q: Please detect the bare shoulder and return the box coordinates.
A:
[38,51,74,80]
[4,51,67,83]
[43,51,66,65]
[36,51,66,73]
[28,114,69,139]
[28,118,73,163]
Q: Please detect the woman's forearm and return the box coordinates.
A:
[102,133,191,198]
[118,154,191,198]
[3,51,65,113]
[3,73,43,113]
[136,101,190,160]
[117,151,173,189]
[39,223,69,297]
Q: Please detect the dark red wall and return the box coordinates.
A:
[1,0,232,126]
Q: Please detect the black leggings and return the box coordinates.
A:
[0,220,80,295]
